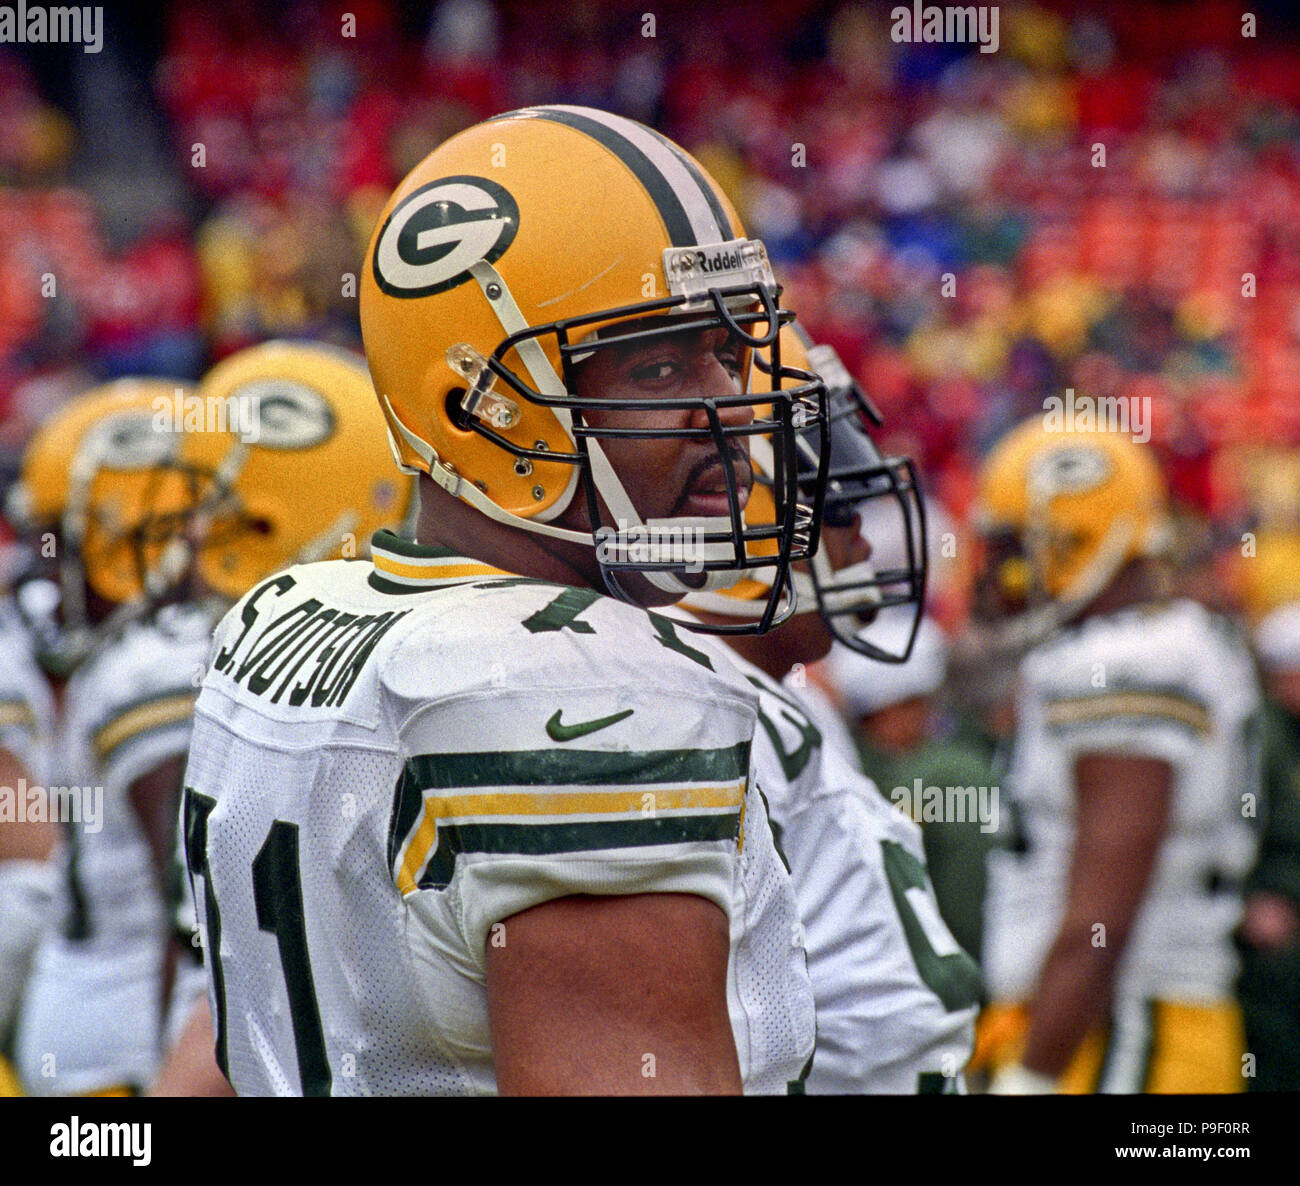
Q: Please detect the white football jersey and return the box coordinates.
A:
[15,603,212,1094]
[0,597,53,782]
[984,599,1262,1005]
[734,653,980,1092]
[180,532,815,1096]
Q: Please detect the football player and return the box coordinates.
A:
[2,379,194,1095]
[974,417,1261,1093]
[826,614,1000,963]
[677,328,980,1092]
[179,106,829,1095]
[8,378,221,1095]
[1236,602,1300,1091]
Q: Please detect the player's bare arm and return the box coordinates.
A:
[0,748,56,863]
[1020,752,1172,1077]
[147,996,234,1097]
[487,893,740,1095]
[126,755,186,901]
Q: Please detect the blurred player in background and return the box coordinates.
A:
[154,340,415,1096]
[8,377,227,1095]
[1,379,195,1095]
[0,586,57,1096]
[974,417,1261,1093]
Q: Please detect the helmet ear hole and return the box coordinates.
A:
[445,388,473,432]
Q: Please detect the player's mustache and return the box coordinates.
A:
[669,448,752,516]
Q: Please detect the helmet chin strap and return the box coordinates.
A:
[664,576,798,623]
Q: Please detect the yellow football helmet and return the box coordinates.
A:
[186,340,413,600]
[360,105,829,626]
[6,378,205,673]
[683,325,928,660]
[974,417,1171,633]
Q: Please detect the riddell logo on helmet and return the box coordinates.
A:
[694,247,744,274]
[372,176,520,299]
[665,239,774,304]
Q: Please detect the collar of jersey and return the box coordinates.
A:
[368,528,515,593]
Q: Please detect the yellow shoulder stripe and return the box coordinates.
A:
[396,782,744,895]
[372,554,509,584]
[1045,690,1211,736]
[0,700,37,732]
[93,691,198,763]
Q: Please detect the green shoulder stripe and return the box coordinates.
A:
[413,813,741,891]
[402,741,751,792]
[367,572,432,596]
[369,529,459,559]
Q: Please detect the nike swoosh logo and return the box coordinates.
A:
[546,707,635,742]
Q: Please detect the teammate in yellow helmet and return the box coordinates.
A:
[179,340,413,600]
[151,340,415,1096]
[5,379,206,677]
[973,416,1261,1094]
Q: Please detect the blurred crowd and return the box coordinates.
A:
[3,0,1300,621]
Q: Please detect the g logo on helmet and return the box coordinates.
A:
[1030,445,1112,497]
[228,380,336,450]
[372,175,520,299]
[84,411,177,470]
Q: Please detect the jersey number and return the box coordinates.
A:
[879,839,982,1013]
[518,586,714,670]
[183,789,333,1095]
